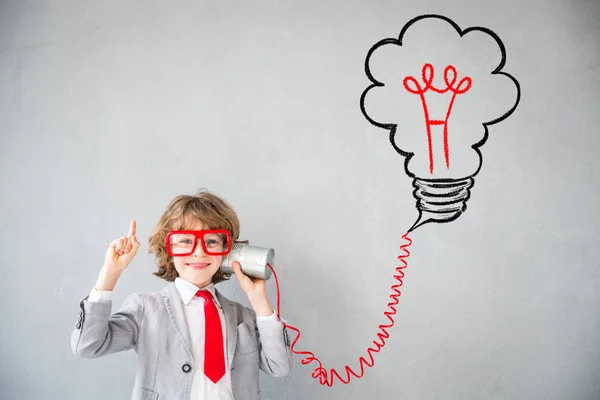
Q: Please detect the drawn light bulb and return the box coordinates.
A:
[360,14,521,231]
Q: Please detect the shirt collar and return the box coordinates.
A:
[174,277,222,308]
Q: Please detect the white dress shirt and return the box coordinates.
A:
[88,278,277,400]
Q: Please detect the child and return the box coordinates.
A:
[71,190,292,400]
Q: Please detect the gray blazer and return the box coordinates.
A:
[71,282,292,400]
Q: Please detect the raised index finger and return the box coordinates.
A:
[128,219,136,237]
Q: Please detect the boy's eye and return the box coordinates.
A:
[205,238,223,247]
[204,234,224,248]
[171,235,194,246]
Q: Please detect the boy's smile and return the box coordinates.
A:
[186,262,211,270]
[172,220,223,288]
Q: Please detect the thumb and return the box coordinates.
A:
[130,235,140,254]
[232,262,250,283]
[232,261,242,276]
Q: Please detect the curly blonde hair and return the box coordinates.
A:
[149,189,241,284]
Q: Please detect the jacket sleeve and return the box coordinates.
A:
[70,293,145,358]
[254,311,293,377]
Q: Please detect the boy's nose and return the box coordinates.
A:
[192,239,206,256]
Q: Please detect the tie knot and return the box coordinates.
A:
[195,290,213,302]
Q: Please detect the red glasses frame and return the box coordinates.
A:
[165,229,231,257]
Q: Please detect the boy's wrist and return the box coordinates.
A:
[248,294,274,317]
[95,265,122,291]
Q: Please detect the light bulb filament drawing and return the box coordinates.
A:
[403,63,472,174]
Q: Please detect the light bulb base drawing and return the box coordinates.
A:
[409,177,475,232]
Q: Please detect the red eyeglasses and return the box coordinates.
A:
[166,230,231,256]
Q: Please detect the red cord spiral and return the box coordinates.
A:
[268,231,413,386]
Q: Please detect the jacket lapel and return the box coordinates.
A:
[216,289,238,364]
[162,282,194,361]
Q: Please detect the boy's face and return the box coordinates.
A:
[171,219,223,288]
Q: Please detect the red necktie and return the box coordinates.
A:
[195,290,225,383]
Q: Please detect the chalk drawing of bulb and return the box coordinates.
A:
[360,14,521,231]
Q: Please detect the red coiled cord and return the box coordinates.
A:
[267,232,413,386]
